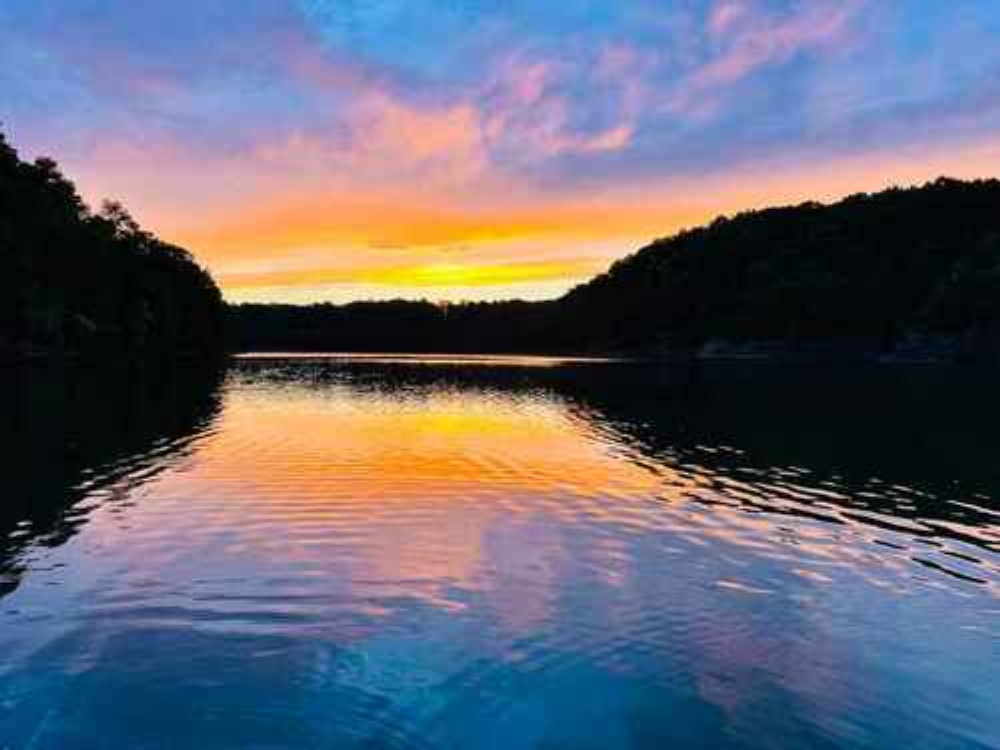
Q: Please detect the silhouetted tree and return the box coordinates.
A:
[0,129,225,358]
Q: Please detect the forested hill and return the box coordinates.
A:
[557,177,1000,358]
[233,178,1000,362]
[0,131,224,359]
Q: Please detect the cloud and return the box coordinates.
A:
[668,0,867,116]
[251,93,491,192]
[478,51,643,163]
[708,1,750,37]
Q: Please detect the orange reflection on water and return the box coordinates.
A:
[202,383,664,505]
[144,379,668,614]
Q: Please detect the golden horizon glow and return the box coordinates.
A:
[166,135,1000,304]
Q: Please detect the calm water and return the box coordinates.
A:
[1,356,998,749]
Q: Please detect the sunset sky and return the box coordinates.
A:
[4,1,1000,303]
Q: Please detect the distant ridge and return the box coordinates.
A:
[234,178,1000,363]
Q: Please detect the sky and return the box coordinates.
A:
[3,1,1000,304]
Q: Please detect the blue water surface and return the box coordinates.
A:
[0,357,997,749]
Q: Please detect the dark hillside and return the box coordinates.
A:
[0,130,224,358]
[557,178,1000,358]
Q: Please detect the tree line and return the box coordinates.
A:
[0,129,225,358]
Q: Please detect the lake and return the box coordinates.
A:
[1,355,997,749]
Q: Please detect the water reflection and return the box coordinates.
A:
[0,360,224,596]
[0,357,997,749]
[561,363,1000,575]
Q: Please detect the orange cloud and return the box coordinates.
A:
[172,187,707,261]
[221,258,603,291]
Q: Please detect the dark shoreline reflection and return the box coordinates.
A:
[565,361,1000,560]
[0,359,224,597]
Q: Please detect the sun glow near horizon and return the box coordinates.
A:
[210,135,1000,304]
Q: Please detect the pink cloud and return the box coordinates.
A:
[480,52,640,160]
[579,125,635,153]
[249,49,638,192]
[348,94,487,178]
[593,42,653,123]
[503,59,552,108]
[708,0,751,38]
[670,0,867,116]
